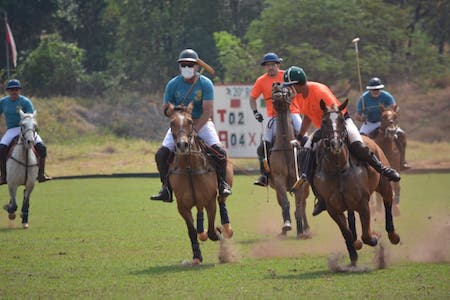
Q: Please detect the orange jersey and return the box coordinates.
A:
[250,70,300,116]
[294,81,346,128]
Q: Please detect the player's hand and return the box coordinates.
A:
[253,110,264,123]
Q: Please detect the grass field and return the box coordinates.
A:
[0,173,449,299]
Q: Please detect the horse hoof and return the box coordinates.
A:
[282,220,292,232]
[192,258,201,265]
[198,231,208,241]
[388,232,400,244]
[23,223,29,229]
[354,240,363,250]
[8,213,16,220]
[222,224,233,238]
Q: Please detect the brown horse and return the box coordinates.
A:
[313,99,400,266]
[166,103,233,265]
[373,104,401,215]
[268,82,310,238]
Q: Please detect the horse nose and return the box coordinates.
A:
[177,141,189,152]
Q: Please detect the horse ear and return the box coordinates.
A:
[33,110,37,118]
[164,103,174,117]
[320,99,327,112]
[17,108,25,118]
[393,104,399,112]
[187,102,194,114]
[338,99,349,111]
[379,104,386,111]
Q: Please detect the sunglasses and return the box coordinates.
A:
[7,88,20,91]
[179,62,196,68]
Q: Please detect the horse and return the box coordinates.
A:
[3,109,39,229]
[267,82,310,238]
[166,103,233,265]
[373,104,401,215]
[312,99,400,266]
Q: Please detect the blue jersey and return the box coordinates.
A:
[163,74,214,119]
[356,90,395,123]
[0,95,35,129]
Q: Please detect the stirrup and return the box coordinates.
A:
[219,181,232,197]
[38,174,52,183]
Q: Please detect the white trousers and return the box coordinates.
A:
[263,114,302,142]
[0,127,43,145]
[162,120,220,152]
[304,118,362,149]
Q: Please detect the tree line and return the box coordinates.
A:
[0,0,448,98]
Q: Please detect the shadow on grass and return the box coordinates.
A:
[132,263,216,275]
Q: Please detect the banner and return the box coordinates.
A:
[5,19,17,68]
[214,85,268,158]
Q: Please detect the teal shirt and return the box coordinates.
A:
[0,95,35,129]
[356,90,395,123]
[163,74,214,119]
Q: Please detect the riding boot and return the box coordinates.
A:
[395,132,410,170]
[150,146,173,202]
[300,147,314,182]
[211,144,232,197]
[38,158,52,182]
[35,143,52,182]
[0,144,7,185]
[350,141,401,182]
[253,160,268,187]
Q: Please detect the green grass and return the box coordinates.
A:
[0,174,449,299]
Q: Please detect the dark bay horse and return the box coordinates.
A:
[268,82,310,238]
[166,103,233,265]
[373,104,401,215]
[313,100,400,266]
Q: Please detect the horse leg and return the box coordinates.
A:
[378,180,400,244]
[179,209,202,264]
[4,186,18,220]
[392,182,400,216]
[206,197,219,241]
[276,190,291,234]
[218,197,233,238]
[328,210,358,266]
[196,210,207,241]
[359,202,378,247]
[294,187,311,239]
[347,210,362,250]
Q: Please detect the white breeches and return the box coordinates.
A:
[162,120,220,152]
[0,127,43,145]
[263,113,302,142]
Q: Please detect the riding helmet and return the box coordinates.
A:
[177,49,199,63]
[366,77,385,90]
[6,79,21,89]
[260,52,282,66]
[283,66,307,86]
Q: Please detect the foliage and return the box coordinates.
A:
[16,33,86,97]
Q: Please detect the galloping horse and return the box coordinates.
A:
[373,104,401,214]
[3,109,39,229]
[268,82,310,238]
[313,100,400,266]
[166,103,233,264]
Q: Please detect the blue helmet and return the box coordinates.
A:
[260,52,282,66]
[6,79,21,89]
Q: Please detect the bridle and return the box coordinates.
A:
[320,110,348,155]
[380,110,398,139]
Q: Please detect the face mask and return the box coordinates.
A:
[180,67,195,79]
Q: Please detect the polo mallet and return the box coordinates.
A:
[352,37,363,93]
[197,58,215,76]
[261,123,270,173]
[290,140,305,192]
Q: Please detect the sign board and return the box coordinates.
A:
[214,85,268,158]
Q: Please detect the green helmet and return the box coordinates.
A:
[283,66,307,86]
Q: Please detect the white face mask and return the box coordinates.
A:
[180,67,195,79]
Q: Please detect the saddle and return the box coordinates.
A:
[6,136,40,159]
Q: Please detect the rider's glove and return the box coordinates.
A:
[253,110,264,123]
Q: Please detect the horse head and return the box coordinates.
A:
[319,99,348,155]
[167,103,195,154]
[380,104,399,140]
[271,82,291,114]
[18,109,38,150]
